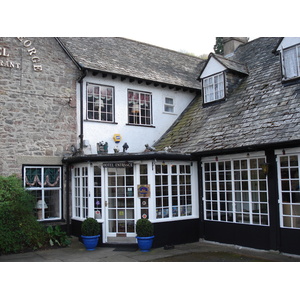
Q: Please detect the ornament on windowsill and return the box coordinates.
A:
[123,142,129,152]
[144,144,156,152]
[97,141,108,154]
[95,201,101,219]
[95,210,101,219]
[164,146,172,153]
[114,145,120,153]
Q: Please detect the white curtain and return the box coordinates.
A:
[283,47,299,79]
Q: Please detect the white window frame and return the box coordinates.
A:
[163,97,175,114]
[281,44,300,80]
[87,83,115,122]
[203,72,225,103]
[24,166,62,221]
[276,148,300,229]
[154,162,198,221]
[128,89,152,126]
[72,165,89,220]
[202,152,269,226]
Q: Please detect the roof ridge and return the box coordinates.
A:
[116,37,204,61]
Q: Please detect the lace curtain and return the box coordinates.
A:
[283,46,300,79]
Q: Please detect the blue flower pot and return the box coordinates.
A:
[136,236,155,252]
[81,235,100,251]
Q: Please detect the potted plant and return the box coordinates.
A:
[81,218,100,251]
[136,218,154,252]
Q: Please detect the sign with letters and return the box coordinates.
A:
[103,162,133,168]
[0,38,43,72]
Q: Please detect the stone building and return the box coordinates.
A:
[0,37,80,224]
[2,37,300,255]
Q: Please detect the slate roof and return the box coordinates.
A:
[198,53,248,79]
[58,37,203,90]
[154,37,300,154]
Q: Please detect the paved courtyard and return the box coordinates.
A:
[1,237,300,262]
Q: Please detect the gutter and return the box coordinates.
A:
[191,139,300,158]
[55,37,83,71]
[55,37,88,233]
[55,37,87,151]
[62,152,193,164]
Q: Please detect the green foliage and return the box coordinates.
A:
[0,175,35,211]
[81,218,100,236]
[0,175,47,254]
[46,225,71,247]
[214,37,224,55]
[136,219,154,237]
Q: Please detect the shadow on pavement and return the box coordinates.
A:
[151,251,273,262]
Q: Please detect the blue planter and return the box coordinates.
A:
[136,236,155,252]
[81,235,100,251]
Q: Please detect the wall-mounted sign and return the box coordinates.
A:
[138,185,150,198]
[103,162,133,168]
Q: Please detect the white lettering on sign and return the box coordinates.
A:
[17,37,43,72]
[0,47,9,57]
[0,46,20,70]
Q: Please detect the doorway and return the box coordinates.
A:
[106,166,136,243]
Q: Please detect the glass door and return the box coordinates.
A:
[106,166,135,237]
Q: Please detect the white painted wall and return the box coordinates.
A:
[76,73,197,154]
[200,57,226,79]
[277,37,300,50]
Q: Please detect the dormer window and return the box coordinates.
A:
[203,72,225,103]
[276,38,300,82]
[282,44,300,80]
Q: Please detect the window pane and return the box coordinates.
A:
[128,90,152,125]
[25,166,62,221]
[203,156,268,225]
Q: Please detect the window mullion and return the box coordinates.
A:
[216,162,221,221]
[231,160,236,223]
[247,159,253,224]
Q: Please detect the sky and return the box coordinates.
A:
[125,35,217,56]
[4,0,297,57]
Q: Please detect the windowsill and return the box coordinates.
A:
[163,111,177,115]
[282,76,300,86]
[37,218,63,222]
[84,119,118,125]
[151,215,199,223]
[126,123,155,128]
[71,217,104,223]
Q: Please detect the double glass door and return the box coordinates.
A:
[107,167,135,237]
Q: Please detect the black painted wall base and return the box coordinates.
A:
[203,221,271,251]
[71,218,200,248]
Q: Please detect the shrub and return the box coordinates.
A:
[46,225,71,247]
[81,218,100,236]
[0,175,47,254]
[136,219,154,237]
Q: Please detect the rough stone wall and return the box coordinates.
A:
[0,37,81,176]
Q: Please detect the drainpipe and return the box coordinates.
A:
[78,69,88,152]
[65,70,87,235]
